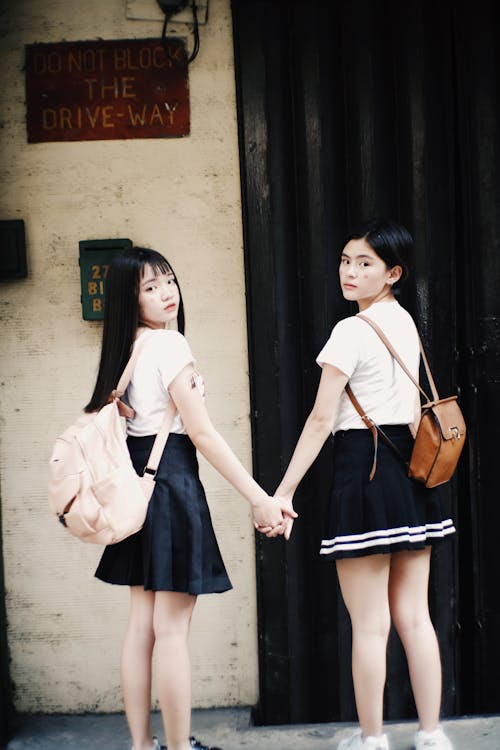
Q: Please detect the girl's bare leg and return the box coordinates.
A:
[336,554,391,738]
[389,548,442,731]
[153,591,197,750]
[121,586,156,750]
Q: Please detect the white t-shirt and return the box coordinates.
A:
[316,300,420,434]
[125,329,199,437]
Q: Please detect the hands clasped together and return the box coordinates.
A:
[252,493,297,541]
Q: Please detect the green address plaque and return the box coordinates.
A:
[79,238,132,320]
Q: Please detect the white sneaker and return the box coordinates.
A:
[131,739,165,750]
[414,726,453,750]
[337,729,389,750]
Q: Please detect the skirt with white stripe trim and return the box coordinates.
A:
[320,425,456,560]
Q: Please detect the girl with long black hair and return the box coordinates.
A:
[89,247,294,750]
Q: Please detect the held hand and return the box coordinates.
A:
[252,495,288,533]
[254,495,297,540]
[278,496,296,541]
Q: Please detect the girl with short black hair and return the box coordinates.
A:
[261,220,455,750]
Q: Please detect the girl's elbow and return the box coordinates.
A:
[185,426,204,447]
[309,412,334,438]
[185,422,216,450]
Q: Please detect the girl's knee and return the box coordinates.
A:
[153,617,190,642]
[391,606,434,638]
[152,591,196,640]
[128,588,155,631]
[127,614,154,643]
[352,606,391,640]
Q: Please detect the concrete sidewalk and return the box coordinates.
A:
[5,708,500,750]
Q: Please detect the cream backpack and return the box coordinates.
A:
[48,338,175,544]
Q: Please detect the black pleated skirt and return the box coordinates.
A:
[95,433,232,595]
[320,425,456,560]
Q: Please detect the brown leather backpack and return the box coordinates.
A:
[345,314,466,488]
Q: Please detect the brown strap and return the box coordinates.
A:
[344,313,439,480]
[345,385,409,476]
[344,384,379,480]
[416,332,440,402]
[356,313,440,403]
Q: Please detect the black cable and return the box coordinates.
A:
[160,0,200,66]
[188,0,200,63]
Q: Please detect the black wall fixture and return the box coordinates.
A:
[232,0,499,725]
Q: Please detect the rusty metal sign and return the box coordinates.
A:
[25,38,190,143]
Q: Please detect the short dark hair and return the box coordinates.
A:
[85,246,185,413]
[344,218,413,285]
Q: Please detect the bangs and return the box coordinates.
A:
[140,251,173,278]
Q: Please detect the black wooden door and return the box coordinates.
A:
[452,2,500,713]
[232,0,500,725]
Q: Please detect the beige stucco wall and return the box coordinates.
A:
[0,0,259,713]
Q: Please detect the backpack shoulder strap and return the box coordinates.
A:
[143,398,177,475]
[356,313,439,403]
[113,332,177,476]
[344,312,443,479]
[114,333,150,396]
[344,383,379,480]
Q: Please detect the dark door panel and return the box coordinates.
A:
[232,0,499,724]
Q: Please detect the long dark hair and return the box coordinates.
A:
[343,217,413,286]
[85,246,185,413]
